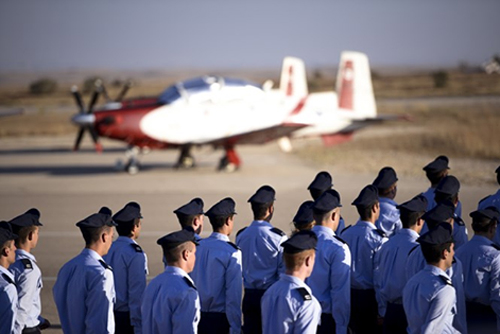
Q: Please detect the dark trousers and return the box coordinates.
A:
[114,311,134,334]
[242,288,266,334]
[466,301,498,333]
[199,312,230,334]
[22,328,41,334]
[349,288,382,334]
[317,313,337,334]
[383,302,407,334]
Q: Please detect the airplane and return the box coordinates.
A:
[71,51,398,174]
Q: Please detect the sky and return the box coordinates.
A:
[1,1,499,72]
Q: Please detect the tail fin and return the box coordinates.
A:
[279,57,308,98]
[336,51,376,117]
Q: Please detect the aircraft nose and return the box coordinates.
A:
[71,113,96,126]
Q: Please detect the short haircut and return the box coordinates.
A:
[426,170,447,185]
[208,215,233,231]
[356,201,378,221]
[400,209,425,229]
[435,192,458,205]
[163,241,194,264]
[251,202,272,220]
[472,216,497,233]
[79,225,111,246]
[313,208,337,226]
[378,184,396,198]
[293,221,315,233]
[116,218,140,237]
[421,241,453,264]
[11,225,38,245]
[283,248,315,271]
[176,213,196,228]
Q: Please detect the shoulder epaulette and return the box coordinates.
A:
[375,229,387,238]
[334,235,347,244]
[491,243,500,251]
[341,225,351,234]
[270,227,286,236]
[408,244,420,255]
[478,195,491,205]
[295,287,312,301]
[227,241,240,250]
[20,258,33,270]
[439,275,453,286]
[131,244,143,253]
[454,215,465,226]
[99,260,112,271]
[1,273,15,285]
[236,227,247,237]
[183,276,197,290]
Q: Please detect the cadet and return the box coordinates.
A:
[190,197,242,334]
[307,189,351,334]
[8,209,51,333]
[53,211,117,334]
[421,155,450,209]
[404,201,467,333]
[402,223,459,334]
[478,166,500,244]
[373,195,426,334]
[455,207,500,332]
[341,184,388,334]
[342,185,388,333]
[104,202,148,334]
[373,167,402,237]
[0,222,18,334]
[292,200,315,232]
[174,198,205,242]
[236,185,287,334]
[141,229,200,334]
[308,171,345,233]
[261,230,321,334]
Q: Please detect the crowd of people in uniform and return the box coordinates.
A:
[1,155,500,334]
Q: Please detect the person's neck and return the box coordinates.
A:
[319,221,334,231]
[17,243,32,253]
[431,261,449,272]
[169,262,189,274]
[285,269,307,282]
[475,231,493,240]
[214,229,229,237]
[86,244,106,257]
[0,259,11,270]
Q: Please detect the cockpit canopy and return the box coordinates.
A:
[158,76,262,105]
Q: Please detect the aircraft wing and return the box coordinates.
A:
[206,123,309,146]
[339,114,410,133]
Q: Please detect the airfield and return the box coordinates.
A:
[0,131,497,332]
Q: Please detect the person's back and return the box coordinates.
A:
[372,167,401,238]
[0,223,19,334]
[478,166,500,245]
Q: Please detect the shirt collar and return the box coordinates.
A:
[117,236,137,244]
[16,249,36,262]
[280,273,309,290]
[472,234,494,245]
[397,228,420,240]
[251,220,272,228]
[425,264,451,279]
[357,220,377,229]
[0,265,14,281]
[165,265,194,286]
[379,197,397,206]
[210,232,229,241]
[82,248,104,262]
[312,225,334,237]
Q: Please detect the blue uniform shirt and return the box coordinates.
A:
[373,228,419,316]
[190,232,242,334]
[104,236,148,334]
[375,197,402,238]
[236,220,288,290]
[0,265,18,334]
[53,248,116,334]
[455,235,500,330]
[478,189,500,245]
[141,266,200,334]
[421,187,467,249]
[405,245,467,333]
[9,249,44,331]
[307,225,351,334]
[341,220,388,290]
[261,274,321,334]
[403,265,459,334]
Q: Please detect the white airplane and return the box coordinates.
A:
[71,51,393,173]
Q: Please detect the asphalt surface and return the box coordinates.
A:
[0,135,496,333]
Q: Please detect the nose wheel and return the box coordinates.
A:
[115,146,144,175]
[175,145,196,169]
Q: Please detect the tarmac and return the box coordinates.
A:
[0,134,496,333]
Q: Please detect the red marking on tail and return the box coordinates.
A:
[339,60,354,110]
[286,66,294,96]
[289,97,307,116]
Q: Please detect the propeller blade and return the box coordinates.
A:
[88,126,102,153]
[115,80,133,102]
[101,83,112,103]
[73,127,85,151]
[71,86,85,114]
[87,81,102,114]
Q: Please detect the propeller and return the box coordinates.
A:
[71,82,103,153]
[99,79,134,103]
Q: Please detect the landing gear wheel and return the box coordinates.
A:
[127,164,139,175]
[218,156,238,172]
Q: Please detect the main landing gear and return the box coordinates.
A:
[174,146,195,169]
[218,145,241,173]
[116,146,148,175]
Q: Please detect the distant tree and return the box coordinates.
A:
[29,78,58,95]
[82,76,102,94]
[432,71,448,88]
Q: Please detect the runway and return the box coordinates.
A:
[0,135,495,333]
